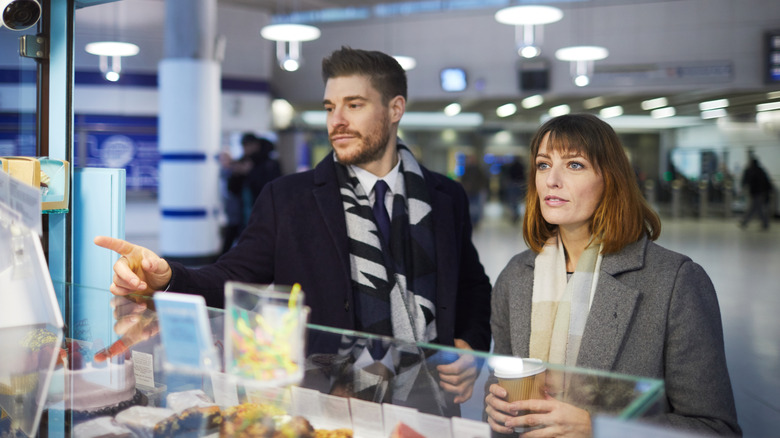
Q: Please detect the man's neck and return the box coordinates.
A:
[358,140,399,177]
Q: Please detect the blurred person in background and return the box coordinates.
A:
[485,114,740,437]
[219,133,282,254]
[739,156,772,230]
[460,154,490,228]
[501,156,526,224]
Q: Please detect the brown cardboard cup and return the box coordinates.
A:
[492,358,547,433]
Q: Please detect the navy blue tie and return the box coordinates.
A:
[372,180,392,247]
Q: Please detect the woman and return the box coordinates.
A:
[486,114,740,437]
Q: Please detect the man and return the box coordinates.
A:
[95,47,491,407]
[739,157,772,230]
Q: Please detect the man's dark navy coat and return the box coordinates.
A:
[168,152,492,352]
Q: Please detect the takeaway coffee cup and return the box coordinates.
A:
[491,357,547,433]
[492,357,547,402]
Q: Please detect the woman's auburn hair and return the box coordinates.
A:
[523,113,661,254]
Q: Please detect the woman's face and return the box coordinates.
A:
[535,133,604,236]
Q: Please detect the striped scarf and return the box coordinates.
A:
[529,236,602,367]
[335,145,438,344]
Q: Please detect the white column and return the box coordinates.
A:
[158,59,221,259]
[158,0,221,261]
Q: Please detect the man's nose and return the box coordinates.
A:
[328,107,347,129]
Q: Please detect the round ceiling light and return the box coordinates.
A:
[555,46,609,61]
[261,23,321,42]
[393,56,417,71]
[85,41,140,57]
[494,5,563,25]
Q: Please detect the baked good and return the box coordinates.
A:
[389,422,425,438]
[114,406,176,438]
[0,328,59,396]
[47,344,146,423]
[153,405,222,436]
[71,416,134,438]
[220,402,315,437]
[314,428,354,438]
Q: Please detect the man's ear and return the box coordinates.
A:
[389,96,406,124]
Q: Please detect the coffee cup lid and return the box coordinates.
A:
[490,357,546,378]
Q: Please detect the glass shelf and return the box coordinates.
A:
[3,282,665,437]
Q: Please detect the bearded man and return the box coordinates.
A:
[95,47,492,413]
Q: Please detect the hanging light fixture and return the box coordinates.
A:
[85,41,140,82]
[554,45,608,87]
[260,23,321,72]
[494,5,563,59]
[393,55,417,71]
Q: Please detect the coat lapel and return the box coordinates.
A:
[312,154,352,287]
[575,238,647,371]
[424,169,458,337]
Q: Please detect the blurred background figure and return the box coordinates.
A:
[219,133,282,254]
[739,156,772,230]
[501,156,526,224]
[460,155,490,228]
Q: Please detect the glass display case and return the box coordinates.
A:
[0,281,667,438]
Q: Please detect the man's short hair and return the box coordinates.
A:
[241,132,259,146]
[321,46,407,104]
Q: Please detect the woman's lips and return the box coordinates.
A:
[544,195,568,205]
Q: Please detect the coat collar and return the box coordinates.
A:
[522,235,649,371]
[577,236,648,370]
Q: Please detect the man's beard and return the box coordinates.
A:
[331,115,392,166]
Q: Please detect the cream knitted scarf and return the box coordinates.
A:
[529,236,603,367]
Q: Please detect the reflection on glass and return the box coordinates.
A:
[0,27,38,158]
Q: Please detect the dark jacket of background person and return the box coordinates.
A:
[741,158,771,200]
[491,236,741,436]
[227,137,282,203]
[167,151,493,353]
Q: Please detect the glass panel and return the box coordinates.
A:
[38,282,664,437]
[0,28,38,158]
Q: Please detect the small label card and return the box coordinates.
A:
[451,416,491,438]
[382,404,419,438]
[210,372,240,408]
[318,393,352,431]
[153,292,218,371]
[291,386,321,418]
[417,412,453,438]
[349,398,384,438]
[132,350,155,388]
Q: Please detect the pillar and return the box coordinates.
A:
[158,0,221,263]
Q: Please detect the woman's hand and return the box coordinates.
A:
[486,385,592,437]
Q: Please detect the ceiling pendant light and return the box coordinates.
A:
[495,5,563,59]
[85,41,140,82]
[260,23,321,72]
[554,46,609,87]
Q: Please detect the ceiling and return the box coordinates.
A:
[216,0,779,131]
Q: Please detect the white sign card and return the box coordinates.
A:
[381,404,419,437]
[291,386,321,419]
[451,416,491,438]
[349,398,385,438]
[131,350,155,388]
[209,372,240,408]
[417,412,453,438]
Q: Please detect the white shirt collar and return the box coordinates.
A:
[351,156,403,201]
